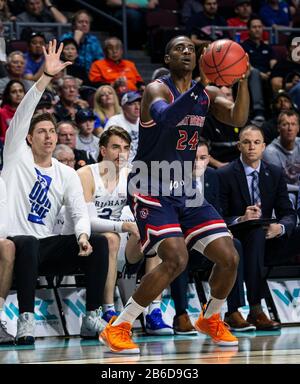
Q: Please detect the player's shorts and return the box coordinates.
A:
[128,193,231,256]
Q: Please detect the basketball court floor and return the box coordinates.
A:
[0,326,300,364]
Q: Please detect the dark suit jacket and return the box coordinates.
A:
[217,158,297,237]
[204,166,221,214]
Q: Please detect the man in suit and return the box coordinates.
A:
[218,124,298,330]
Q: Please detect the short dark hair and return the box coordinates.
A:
[165,35,192,55]
[247,15,263,29]
[28,113,57,135]
[239,124,265,140]
[197,136,211,153]
[98,126,131,161]
[61,38,79,51]
[278,109,300,125]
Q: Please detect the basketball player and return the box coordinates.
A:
[100,36,250,353]
[78,127,173,335]
[2,40,109,344]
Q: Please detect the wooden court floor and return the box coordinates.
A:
[0,326,300,364]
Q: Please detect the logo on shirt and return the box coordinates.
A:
[28,168,52,225]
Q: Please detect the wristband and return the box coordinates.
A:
[44,71,55,78]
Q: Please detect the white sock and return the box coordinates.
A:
[204,296,226,318]
[148,300,161,314]
[103,304,115,313]
[113,297,145,326]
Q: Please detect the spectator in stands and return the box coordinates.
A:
[34,89,55,115]
[0,80,25,143]
[181,0,203,26]
[186,0,229,47]
[218,124,297,330]
[0,176,15,345]
[227,0,269,43]
[106,0,158,49]
[259,0,292,28]
[0,51,34,95]
[77,127,144,325]
[60,9,104,73]
[24,32,46,82]
[6,0,25,16]
[0,0,15,21]
[53,143,75,168]
[202,86,240,168]
[57,120,96,169]
[105,90,141,162]
[271,35,300,95]
[60,38,90,86]
[54,75,89,121]
[242,16,277,123]
[262,91,296,144]
[89,37,144,92]
[93,85,121,137]
[263,110,300,191]
[17,0,67,41]
[2,41,109,345]
[75,108,99,163]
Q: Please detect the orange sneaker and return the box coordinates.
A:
[195,308,238,346]
[99,316,140,354]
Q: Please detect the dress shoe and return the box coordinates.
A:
[247,312,281,331]
[224,311,256,332]
[173,313,198,335]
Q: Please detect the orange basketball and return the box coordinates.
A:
[200,39,248,86]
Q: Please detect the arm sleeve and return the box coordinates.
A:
[87,202,124,233]
[64,169,91,239]
[89,61,103,83]
[3,84,43,160]
[0,177,8,238]
[149,82,205,128]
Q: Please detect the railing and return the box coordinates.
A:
[211,26,300,44]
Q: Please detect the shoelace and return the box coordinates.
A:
[111,324,133,343]
[213,318,231,337]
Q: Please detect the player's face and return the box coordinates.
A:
[27,121,58,157]
[100,135,130,169]
[194,145,210,177]
[57,124,76,148]
[278,114,299,141]
[165,37,196,73]
[238,129,265,164]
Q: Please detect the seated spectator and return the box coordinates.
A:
[5,0,25,16]
[0,51,34,96]
[89,37,144,92]
[259,0,292,28]
[242,16,277,123]
[0,176,15,345]
[17,0,67,41]
[60,38,90,86]
[0,0,15,21]
[34,90,56,115]
[218,124,299,330]
[24,32,46,82]
[0,80,25,144]
[181,0,203,26]
[263,110,300,191]
[53,143,75,168]
[227,0,269,43]
[186,0,229,47]
[2,42,109,345]
[262,91,296,144]
[202,86,240,168]
[106,0,158,49]
[54,75,89,121]
[60,9,104,73]
[57,120,96,169]
[270,34,300,93]
[287,70,300,111]
[75,108,100,163]
[93,85,121,137]
[104,91,141,162]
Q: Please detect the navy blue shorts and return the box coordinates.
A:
[129,193,230,256]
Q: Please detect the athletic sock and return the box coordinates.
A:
[102,304,115,313]
[113,297,145,326]
[203,296,226,318]
[148,300,161,314]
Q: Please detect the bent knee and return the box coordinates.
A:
[0,239,15,263]
[219,248,239,271]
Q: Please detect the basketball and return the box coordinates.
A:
[200,39,248,86]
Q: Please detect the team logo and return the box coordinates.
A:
[140,208,149,219]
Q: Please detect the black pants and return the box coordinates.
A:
[10,234,109,314]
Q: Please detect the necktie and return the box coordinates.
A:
[251,170,261,206]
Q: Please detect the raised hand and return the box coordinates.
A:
[42,39,72,77]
